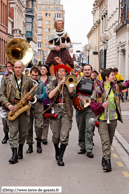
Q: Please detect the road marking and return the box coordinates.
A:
[122,171,129,177]
[111,147,114,151]
[112,154,119,158]
[117,162,124,167]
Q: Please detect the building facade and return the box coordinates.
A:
[9,0,26,39]
[37,0,65,63]
[26,0,38,64]
[0,0,8,66]
[115,0,129,82]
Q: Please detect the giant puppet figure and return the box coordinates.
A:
[46,18,74,75]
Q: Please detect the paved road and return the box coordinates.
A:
[0,113,129,194]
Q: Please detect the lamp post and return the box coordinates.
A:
[100,30,112,68]
[86,44,91,64]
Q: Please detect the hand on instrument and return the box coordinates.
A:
[58,77,65,87]
[102,101,109,108]
[59,43,66,49]
[27,95,32,101]
[54,46,60,51]
[8,105,16,112]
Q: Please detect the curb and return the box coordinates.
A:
[115,130,129,155]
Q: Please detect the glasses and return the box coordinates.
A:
[56,23,63,26]
[58,70,66,73]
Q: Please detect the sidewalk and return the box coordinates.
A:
[115,100,129,155]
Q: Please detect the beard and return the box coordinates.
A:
[84,74,91,78]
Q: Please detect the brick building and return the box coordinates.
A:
[0,0,8,66]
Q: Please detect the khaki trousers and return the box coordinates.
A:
[50,107,72,145]
[26,108,43,145]
[2,117,9,133]
[98,119,117,160]
[76,107,94,152]
[7,112,29,148]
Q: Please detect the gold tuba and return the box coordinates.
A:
[5,38,33,66]
[5,38,37,121]
[65,75,77,87]
[7,79,38,121]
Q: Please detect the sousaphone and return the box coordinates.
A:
[5,38,33,66]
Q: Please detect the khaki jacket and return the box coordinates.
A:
[43,80,76,121]
[0,74,34,112]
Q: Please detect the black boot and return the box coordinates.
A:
[18,144,23,159]
[54,144,60,160]
[9,148,18,164]
[37,142,42,153]
[2,132,9,144]
[57,144,66,166]
[103,159,112,171]
[101,157,106,167]
[26,145,33,154]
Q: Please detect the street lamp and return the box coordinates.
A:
[100,29,112,68]
[86,44,91,64]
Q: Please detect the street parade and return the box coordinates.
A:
[0,0,129,194]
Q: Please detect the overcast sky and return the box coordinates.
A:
[60,0,95,46]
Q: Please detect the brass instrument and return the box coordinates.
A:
[104,96,111,124]
[65,75,77,87]
[7,79,38,121]
[5,38,33,66]
[4,38,37,121]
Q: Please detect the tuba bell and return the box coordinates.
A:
[5,38,33,66]
[65,75,77,87]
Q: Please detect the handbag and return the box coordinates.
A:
[79,78,94,94]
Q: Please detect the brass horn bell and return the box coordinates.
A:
[65,75,77,87]
[5,38,33,66]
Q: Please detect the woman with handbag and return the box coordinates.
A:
[90,68,129,172]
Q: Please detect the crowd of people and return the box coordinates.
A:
[0,17,129,173]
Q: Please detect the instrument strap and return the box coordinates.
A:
[106,87,111,100]
[15,74,23,99]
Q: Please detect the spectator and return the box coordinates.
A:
[98,68,104,81]
[113,67,125,102]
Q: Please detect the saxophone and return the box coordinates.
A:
[7,79,38,121]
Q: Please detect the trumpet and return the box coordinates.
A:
[104,96,111,124]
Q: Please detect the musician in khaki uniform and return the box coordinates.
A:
[0,61,35,164]
[43,64,76,166]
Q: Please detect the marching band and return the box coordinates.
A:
[1,18,129,173]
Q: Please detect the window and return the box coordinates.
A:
[49,13,51,17]
[54,7,61,10]
[48,36,50,40]
[38,21,42,26]
[45,20,48,24]
[38,0,41,4]
[38,6,42,10]
[38,43,41,48]
[38,50,41,55]
[38,28,42,33]
[54,13,62,18]
[45,36,48,39]
[45,13,48,17]
[48,28,51,32]
[38,36,42,41]
[45,28,48,32]
[48,20,51,25]
[45,50,47,56]
[38,13,42,19]
[53,0,57,4]
[46,7,48,10]
[45,43,48,47]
